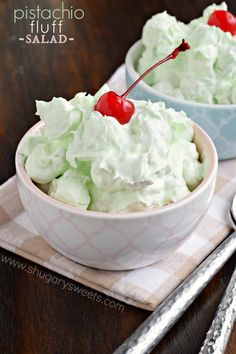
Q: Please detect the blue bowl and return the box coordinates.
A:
[125,40,236,160]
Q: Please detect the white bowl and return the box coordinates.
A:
[15,121,218,270]
[125,40,236,160]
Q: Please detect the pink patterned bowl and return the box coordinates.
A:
[15,121,218,270]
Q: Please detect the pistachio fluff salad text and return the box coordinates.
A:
[138,2,236,104]
[19,85,206,212]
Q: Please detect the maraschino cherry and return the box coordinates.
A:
[95,39,190,125]
[208,10,236,36]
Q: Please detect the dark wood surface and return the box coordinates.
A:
[0,1,235,353]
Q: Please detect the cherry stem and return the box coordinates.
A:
[122,39,190,98]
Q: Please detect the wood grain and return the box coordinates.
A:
[0,0,235,353]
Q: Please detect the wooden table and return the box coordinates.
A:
[0,1,235,353]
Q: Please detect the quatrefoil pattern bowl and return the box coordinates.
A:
[15,121,217,270]
[125,40,236,160]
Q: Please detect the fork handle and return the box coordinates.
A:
[199,266,236,354]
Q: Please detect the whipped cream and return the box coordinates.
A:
[20,85,205,212]
[138,2,236,104]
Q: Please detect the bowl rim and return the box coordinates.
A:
[125,40,236,110]
[15,121,218,220]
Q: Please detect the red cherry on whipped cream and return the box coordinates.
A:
[208,10,236,36]
[95,39,190,125]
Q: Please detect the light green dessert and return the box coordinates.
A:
[138,2,236,104]
[20,85,205,212]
